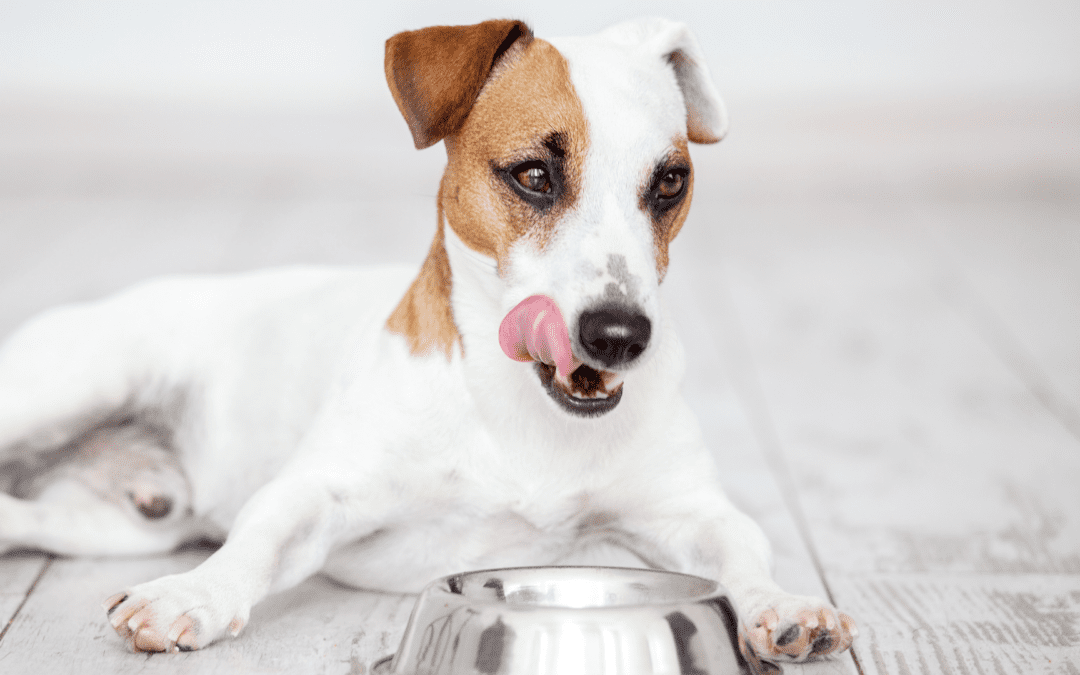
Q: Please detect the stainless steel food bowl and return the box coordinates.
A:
[371,566,779,675]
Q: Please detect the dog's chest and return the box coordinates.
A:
[462,458,628,530]
[324,481,625,591]
[412,484,623,564]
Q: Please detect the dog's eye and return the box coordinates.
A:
[498,158,560,211]
[657,171,684,199]
[514,165,551,193]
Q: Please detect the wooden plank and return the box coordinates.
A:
[0,553,50,641]
[666,239,846,606]
[694,94,1080,433]
[711,199,1080,574]
[0,194,436,341]
[694,194,1080,671]
[831,573,1080,675]
[668,223,861,675]
[0,547,415,674]
[927,201,1080,439]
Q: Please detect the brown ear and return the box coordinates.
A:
[385,20,533,150]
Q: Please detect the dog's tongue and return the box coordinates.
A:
[499,295,581,379]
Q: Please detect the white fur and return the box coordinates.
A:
[0,18,853,661]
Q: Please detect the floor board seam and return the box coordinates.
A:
[0,556,53,647]
[937,271,1080,445]
[710,261,866,675]
[918,210,1080,445]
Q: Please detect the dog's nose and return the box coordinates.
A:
[578,306,651,368]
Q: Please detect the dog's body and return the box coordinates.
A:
[0,18,855,662]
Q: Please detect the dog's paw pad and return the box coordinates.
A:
[743,600,857,662]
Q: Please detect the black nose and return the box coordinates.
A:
[578,305,651,368]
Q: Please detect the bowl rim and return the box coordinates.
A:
[426,565,728,611]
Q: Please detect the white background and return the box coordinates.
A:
[2,0,1078,109]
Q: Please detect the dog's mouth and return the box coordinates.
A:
[500,295,626,417]
[535,362,624,417]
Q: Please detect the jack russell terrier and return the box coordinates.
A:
[0,18,856,664]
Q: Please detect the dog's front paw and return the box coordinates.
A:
[741,595,857,662]
[103,573,249,652]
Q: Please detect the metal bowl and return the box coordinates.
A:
[371,566,779,675]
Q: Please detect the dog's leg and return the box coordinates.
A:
[0,483,195,557]
[0,303,145,461]
[1,424,199,556]
[616,483,857,663]
[102,472,370,652]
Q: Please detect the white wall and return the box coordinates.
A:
[1,0,1078,109]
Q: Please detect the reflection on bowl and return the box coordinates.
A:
[371,566,780,675]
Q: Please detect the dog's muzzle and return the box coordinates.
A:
[499,295,628,418]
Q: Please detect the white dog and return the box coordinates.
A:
[0,18,856,663]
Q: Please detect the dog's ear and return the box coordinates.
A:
[385,20,533,150]
[603,18,728,144]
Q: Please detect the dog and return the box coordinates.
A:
[0,18,856,663]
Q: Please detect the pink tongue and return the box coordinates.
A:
[499,295,581,379]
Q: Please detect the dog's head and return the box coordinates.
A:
[385,18,725,418]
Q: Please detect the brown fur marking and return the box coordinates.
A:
[440,38,589,260]
[385,20,544,358]
[385,20,533,150]
[387,31,591,359]
[385,193,459,359]
[645,139,694,280]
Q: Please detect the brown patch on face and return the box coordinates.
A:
[440,38,589,264]
[641,138,694,280]
[385,34,589,360]
[384,20,542,359]
[385,189,460,359]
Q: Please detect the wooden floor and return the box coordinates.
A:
[0,93,1077,674]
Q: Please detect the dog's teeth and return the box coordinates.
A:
[571,390,607,400]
